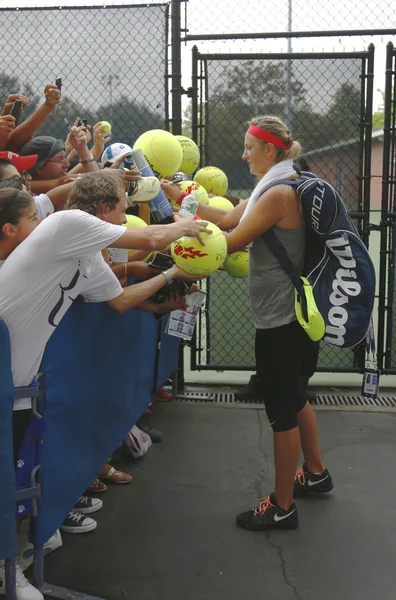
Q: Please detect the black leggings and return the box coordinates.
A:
[255,321,307,432]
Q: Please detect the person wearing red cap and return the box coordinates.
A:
[0,151,72,221]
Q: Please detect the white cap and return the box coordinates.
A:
[101,143,132,168]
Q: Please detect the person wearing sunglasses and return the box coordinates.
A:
[20,126,100,195]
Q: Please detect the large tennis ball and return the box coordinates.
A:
[171,222,227,275]
[194,166,228,196]
[174,180,209,206]
[133,129,183,179]
[175,135,200,175]
[123,214,152,261]
[223,251,249,278]
[208,196,234,211]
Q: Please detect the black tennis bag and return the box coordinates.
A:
[263,172,376,348]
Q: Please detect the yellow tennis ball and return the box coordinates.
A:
[194,166,228,196]
[174,180,209,206]
[133,129,183,179]
[100,121,112,133]
[223,251,249,278]
[171,222,228,276]
[175,135,200,175]
[208,196,234,211]
[122,215,152,262]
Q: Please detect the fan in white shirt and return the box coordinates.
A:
[0,171,209,407]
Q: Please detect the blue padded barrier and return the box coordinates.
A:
[35,298,179,544]
[0,318,17,559]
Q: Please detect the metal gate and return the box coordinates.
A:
[378,42,396,374]
[190,45,375,373]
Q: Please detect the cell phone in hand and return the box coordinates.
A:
[171,280,193,295]
[55,77,62,91]
[10,100,22,126]
[148,252,175,271]
[77,118,88,128]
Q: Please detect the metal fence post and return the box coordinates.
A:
[171,0,183,135]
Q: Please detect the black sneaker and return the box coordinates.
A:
[294,464,334,497]
[234,374,264,403]
[74,495,103,514]
[236,493,298,531]
[60,510,97,534]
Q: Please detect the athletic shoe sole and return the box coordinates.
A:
[236,518,299,531]
[60,520,97,534]
[294,482,334,497]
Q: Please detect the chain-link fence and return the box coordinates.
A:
[184,0,395,38]
[378,42,396,373]
[0,1,394,376]
[190,47,373,372]
[0,4,170,144]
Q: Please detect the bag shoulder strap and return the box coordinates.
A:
[262,228,308,319]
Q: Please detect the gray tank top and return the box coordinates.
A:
[249,224,305,329]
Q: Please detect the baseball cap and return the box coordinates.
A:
[101,143,132,168]
[0,151,38,172]
[20,136,66,174]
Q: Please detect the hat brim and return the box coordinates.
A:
[12,154,38,172]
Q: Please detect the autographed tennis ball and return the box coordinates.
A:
[208,196,234,211]
[175,135,200,175]
[174,180,209,206]
[133,129,183,179]
[194,166,228,196]
[100,121,112,133]
[223,251,249,278]
[171,222,227,275]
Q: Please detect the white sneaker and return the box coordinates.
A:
[0,564,44,600]
[18,529,63,573]
[60,510,97,534]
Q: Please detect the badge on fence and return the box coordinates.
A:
[361,367,380,399]
[361,318,379,400]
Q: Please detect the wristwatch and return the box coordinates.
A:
[162,270,173,285]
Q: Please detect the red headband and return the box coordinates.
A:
[247,124,292,149]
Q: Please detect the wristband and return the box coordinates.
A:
[79,153,95,165]
[176,192,188,206]
[162,270,173,285]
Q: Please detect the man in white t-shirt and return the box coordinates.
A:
[0,170,208,405]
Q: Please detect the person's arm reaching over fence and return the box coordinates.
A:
[0,115,16,151]
[161,178,247,230]
[6,85,61,152]
[67,126,100,174]
[107,263,202,313]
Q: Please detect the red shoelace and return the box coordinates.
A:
[253,495,275,516]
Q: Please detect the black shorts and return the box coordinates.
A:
[13,409,32,464]
[255,321,307,432]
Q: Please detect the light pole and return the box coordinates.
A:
[101,73,119,127]
[285,0,293,130]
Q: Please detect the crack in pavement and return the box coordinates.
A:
[265,533,303,600]
[255,410,303,599]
